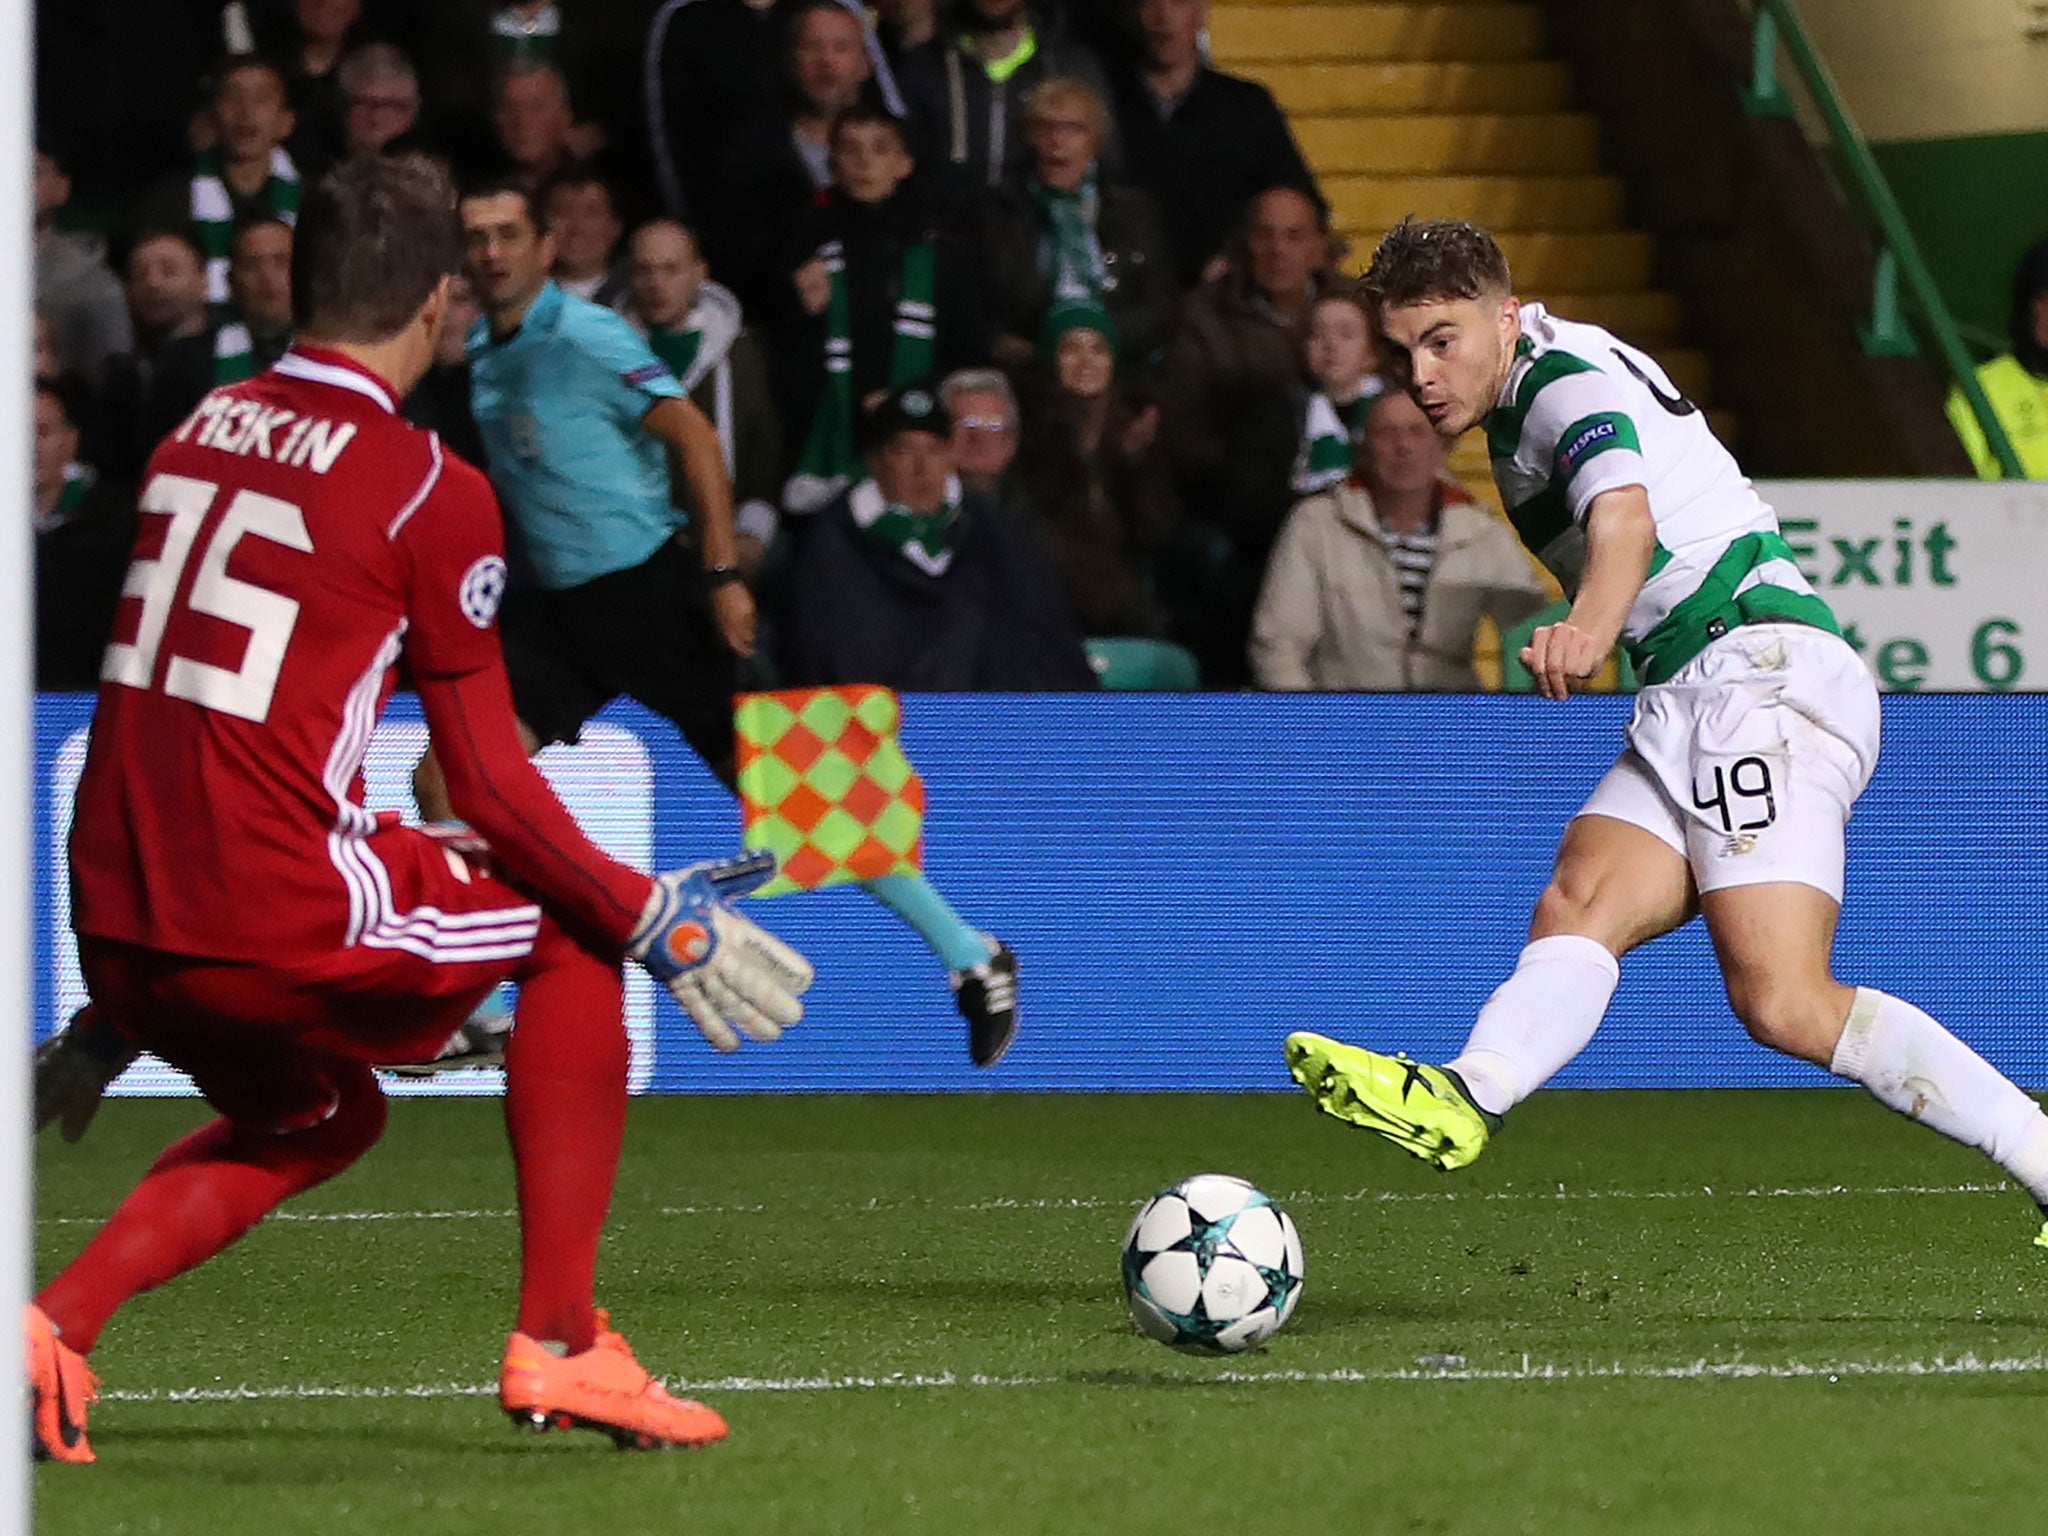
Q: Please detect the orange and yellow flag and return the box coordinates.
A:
[734,686,926,895]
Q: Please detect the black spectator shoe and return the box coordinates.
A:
[951,939,1019,1068]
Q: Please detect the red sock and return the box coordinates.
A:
[38,1064,386,1354]
[504,919,628,1353]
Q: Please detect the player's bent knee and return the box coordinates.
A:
[1726,981,1836,1064]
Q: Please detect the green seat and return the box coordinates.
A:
[1499,601,1638,693]
[1086,637,1202,691]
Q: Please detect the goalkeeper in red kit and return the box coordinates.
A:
[27,155,814,1464]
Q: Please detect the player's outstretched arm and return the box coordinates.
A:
[625,851,817,1052]
[1521,485,1656,700]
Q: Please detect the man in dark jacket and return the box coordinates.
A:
[895,0,1115,205]
[1110,0,1317,285]
[34,376,133,691]
[786,385,1097,690]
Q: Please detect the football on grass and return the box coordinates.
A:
[1121,1174,1304,1354]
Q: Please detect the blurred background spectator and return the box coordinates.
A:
[942,366,1021,498]
[706,0,881,319]
[896,0,1115,203]
[34,144,133,387]
[141,56,302,310]
[1157,184,1341,684]
[775,103,986,513]
[544,161,628,305]
[980,76,1170,375]
[1949,236,2048,480]
[215,215,297,380]
[338,43,423,159]
[1016,299,1177,639]
[280,0,373,177]
[785,385,1097,690]
[101,230,216,478]
[1291,287,1383,496]
[34,375,133,692]
[490,57,579,191]
[401,268,487,468]
[1250,389,1546,691]
[626,218,784,579]
[1111,0,1317,287]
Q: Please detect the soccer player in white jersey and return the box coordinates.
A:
[1285,219,2048,1244]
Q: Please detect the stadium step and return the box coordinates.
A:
[1322,174,1624,232]
[1242,60,1574,115]
[1208,3,1546,64]
[1293,112,1601,175]
[1208,0,1738,449]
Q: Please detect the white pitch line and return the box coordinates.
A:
[33,1180,2018,1228]
[94,1353,2048,1405]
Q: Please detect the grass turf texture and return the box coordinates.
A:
[33,1090,2048,1534]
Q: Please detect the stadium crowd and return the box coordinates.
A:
[34,0,1549,694]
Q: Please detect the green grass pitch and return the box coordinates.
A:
[32,1090,2048,1534]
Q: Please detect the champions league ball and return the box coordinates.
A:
[1120,1174,1304,1354]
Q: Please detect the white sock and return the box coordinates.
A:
[1444,934,1621,1117]
[1830,987,2048,1206]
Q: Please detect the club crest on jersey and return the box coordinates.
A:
[664,920,712,967]
[459,555,508,628]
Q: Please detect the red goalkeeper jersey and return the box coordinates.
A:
[69,346,652,962]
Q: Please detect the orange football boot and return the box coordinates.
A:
[25,1304,98,1465]
[498,1310,728,1451]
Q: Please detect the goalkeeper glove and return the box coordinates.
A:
[626,851,815,1051]
[35,1007,140,1144]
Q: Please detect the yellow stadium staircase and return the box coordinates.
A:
[1207,0,1724,500]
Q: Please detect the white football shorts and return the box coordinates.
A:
[1576,622,1882,901]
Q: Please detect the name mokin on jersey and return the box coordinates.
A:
[173,391,358,474]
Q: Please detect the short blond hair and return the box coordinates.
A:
[1023,76,1111,149]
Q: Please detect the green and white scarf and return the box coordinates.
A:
[490,2,561,66]
[190,148,300,307]
[213,321,255,385]
[848,474,966,577]
[1291,380,1385,495]
[646,281,744,474]
[1030,171,1104,306]
[36,461,95,535]
[784,238,938,513]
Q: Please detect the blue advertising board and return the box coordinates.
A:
[33,692,2048,1093]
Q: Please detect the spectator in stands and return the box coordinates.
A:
[644,0,903,229]
[280,0,369,176]
[402,268,487,470]
[707,0,880,317]
[777,103,987,513]
[101,231,216,476]
[1948,236,2048,479]
[34,375,133,691]
[1111,0,1317,286]
[875,0,938,65]
[896,0,1115,198]
[1291,288,1385,496]
[34,145,133,386]
[981,76,1172,374]
[1157,184,1342,682]
[785,384,1097,689]
[941,366,1021,497]
[33,313,61,381]
[1249,388,1546,691]
[216,216,296,381]
[492,58,578,192]
[339,43,422,159]
[627,218,784,579]
[544,163,629,308]
[141,56,302,311]
[1017,299,1176,638]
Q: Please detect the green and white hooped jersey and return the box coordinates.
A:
[1486,303,1839,684]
